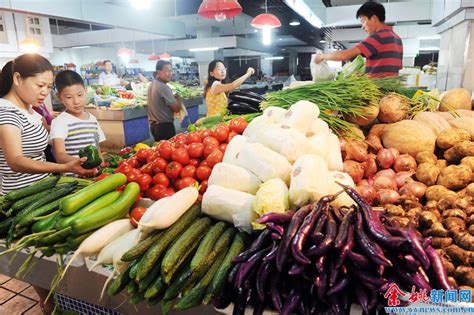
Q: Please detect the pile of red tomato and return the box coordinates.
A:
[112,117,248,201]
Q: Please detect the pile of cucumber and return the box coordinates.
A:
[108,204,248,313]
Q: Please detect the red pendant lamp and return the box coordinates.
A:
[117,47,134,57]
[129,59,139,64]
[148,40,160,60]
[159,53,172,60]
[251,0,281,29]
[198,0,242,21]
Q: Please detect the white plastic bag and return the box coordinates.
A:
[202,185,255,233]
[289,154,330,208]
[208,162,262,194]
[223,135,248,165]
[307,132,329,160]
[262,106,287,124]
[326,132,344,171]
[242,115,273,142]
[328,171,356,207]
[237,142,292,185]
[310,57,336,82]
[255,124,308,162]
[279,100,320,135]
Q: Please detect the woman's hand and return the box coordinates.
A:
[247,67,255,75]
[65,157,97,177]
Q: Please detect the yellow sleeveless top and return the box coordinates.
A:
[205,81,228,116]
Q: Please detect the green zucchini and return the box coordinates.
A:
[37,227,72,246]
[160,217,211,284]
[4,175,60,201]
[121,231,162,262]
[135,205,201,282]
[32,212,62,233]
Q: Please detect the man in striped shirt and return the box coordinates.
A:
[314,1,403,78]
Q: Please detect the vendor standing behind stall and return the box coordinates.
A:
[98,60,121,87]
[204,60,255,116]
[313,1,403,78]
[147,60,181,141]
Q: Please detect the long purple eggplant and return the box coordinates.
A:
[395,267,432,291]
[403,254,421,272]
[282,288,301,315]
[270,275,282,312]
[367,291,379,311]
[266,222,284,236]
[310,212,327,244]
[289,263,305,275]
[349,263,386,287]
[292,195,337,264]
[235,245,271,289]
[327,275,349,296]
[315,271,328,302]
[276,204,313,271]
[233,229,271,263]
[328,294,345,315]
[331,205,344,222]
[306,213,337,256]
[256,211,295,224]
[335,225,354,271]
[399,227,430,270]
[232,287,248,315]
[335,210,354,249]
[271,232,281,240]
[355,284,369,314]
[256,260,271,302]
[263,242,278,262]
[228,263,241,284]
[355,212,393,267]
[315,255,326,274]
[425,245,451,290]
[337,183,405,248]
[347,250,371,270]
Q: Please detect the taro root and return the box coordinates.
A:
[436,128,471,150]
[436,165,472,191]
[416,151,437,164]
[431,237,453,248]
[416,163,440,186]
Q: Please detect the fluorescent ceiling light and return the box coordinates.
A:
[319,40,326,43]
[264,56,284,60]
[189,47,219,52]
[130,0,152,10]
[419,47,440,51]
[284,0,323,28]
[289,20,300,26]
[418,36,441,40]
[70,45,91,49]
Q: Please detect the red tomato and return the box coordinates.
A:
[136,173,153,191]
[129,207,147,227]
[202,136,219,147]
[187,143,204,159]
[126,168,141,183]
[199,129,213,139]
[196,165,211,181]
[127,157,142,169]
[146,152,160,164]
[172,133,187,143]
[117,159,128,167]
[95,173,111,182]
[158,141,173,161]
[171,148,190,165]
[158,187,175,199]
[146,184,165,200]
[199,180,208,195]
[227,130,238,143]
[203,144,218,158]
[152,158,167,174]
[206,149,224,168]
[229,117,248,134]
[174,139,187,149]
[136,148,153,162]
[188,159,199,167]
[217,123,230,133]
[200,160,209,167]
[165,161,183,179]
[181,165,196,179]
[218,143,227,153]
[140,163,154,175]
[179,177,198,190]
[153,172,169,187]
[186,132,201,144]
[115,164,131,175]
[213,126,229,143]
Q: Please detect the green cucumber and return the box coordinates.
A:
[129,261,140,280]
[66,231,93,250]
[144,276,166,300]
[138,261,161,293]
[130,292,144,305]
[9,186,58,215]
[108,263,134,296]
[121,231,162,262]
[16,199,61,228]
[163,264,192,301]
[127,281,138,295]
[135,205,201,282]
[32,212,62,233]
[37,227,72,246]
[191,222,226,271]
[4,176,60,201]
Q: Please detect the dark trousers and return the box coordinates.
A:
[151,122,176,141]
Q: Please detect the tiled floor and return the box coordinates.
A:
[0,274,41,314]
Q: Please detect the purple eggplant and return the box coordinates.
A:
[252,302,265,315]
[403,254,421,272]
[327,275,349,296]
[331,205,344,222]
[315,271,328,302]
[335,225,354,271]
[328,294,345,315]
[399,227,430,270]
[347,250,371,270]
[307,213,337,256]
[378,265,385,276]
[315,255,326,274]
[266,222,284,236]
[337,183,405,248]
[349,263,386,287]
[355,284,369,314]
[270,275,282,312]
[232,287,248,315]
[263,242,278,262]
[425,245,451,290]
[228,263,242,284]
[271,232,281,240]
[395,267,432,291]
[288,263,305,275]
[310,212,327,244]
[256,211,295,224]
[233,229,271,263]
[282,288,301,315]
[256,261,271,302]
[367,291,379,311]
[335,210,354,249]
[235,245,271,289]
[276,204,313,271]
[423,237,432,249]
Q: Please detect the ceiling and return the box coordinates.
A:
[321,0,408,6]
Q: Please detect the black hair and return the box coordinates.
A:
[54,70,85,93]
[204,60,225,96]
[356,1,386,22]
[0,54,53,97]
[103,60,112,65]
[156,60,172,71]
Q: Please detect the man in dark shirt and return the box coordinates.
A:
[314,1,403,77]
[147,60,181,141]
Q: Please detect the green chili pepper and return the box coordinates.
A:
[100,167,116,174]
[78,145,101,169]
[106,154,122,168]
[122,150,136,160]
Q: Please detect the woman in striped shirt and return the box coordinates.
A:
[0,54,95,194]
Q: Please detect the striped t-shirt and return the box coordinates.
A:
[50,112,105,173]
[356,26,403,78]
[0,99,50,194]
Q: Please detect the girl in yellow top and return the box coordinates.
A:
[204,60,255,116]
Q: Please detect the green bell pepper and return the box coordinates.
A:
[78,145,101,169]
[122,150,136,160]
[105,154,122,168]
[100,167,116,174]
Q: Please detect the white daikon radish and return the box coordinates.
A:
[223,135,248,165]
[89,228,140,272]
[307,132,329,160]
[59,219,133,282]
[262,106,287,123]
[327,132,344,171]
[137,196,172,237]
[306,118,329,137]
[139,186,199,230]
[279,100,320,134]
[242,115,272,142]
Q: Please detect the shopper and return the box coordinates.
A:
[313,1,403,77]
[147,60,181,141]
[204,60,255,116]
[50,70,105,174]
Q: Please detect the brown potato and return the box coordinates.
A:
[455,141,474,157]
[444,147,462,164]
[443,217,467,233]
[436,159,448,171]
[467,183,474,197]
[416,151,437,164]
[425,185,457,201]
[442,208,467,221]
[461,156,474,172]
[431,237,453,248]
[416,162,440,186]
[436,128,471,149]
[437,165,472,190]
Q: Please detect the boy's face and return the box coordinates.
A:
[57,84,86,116]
